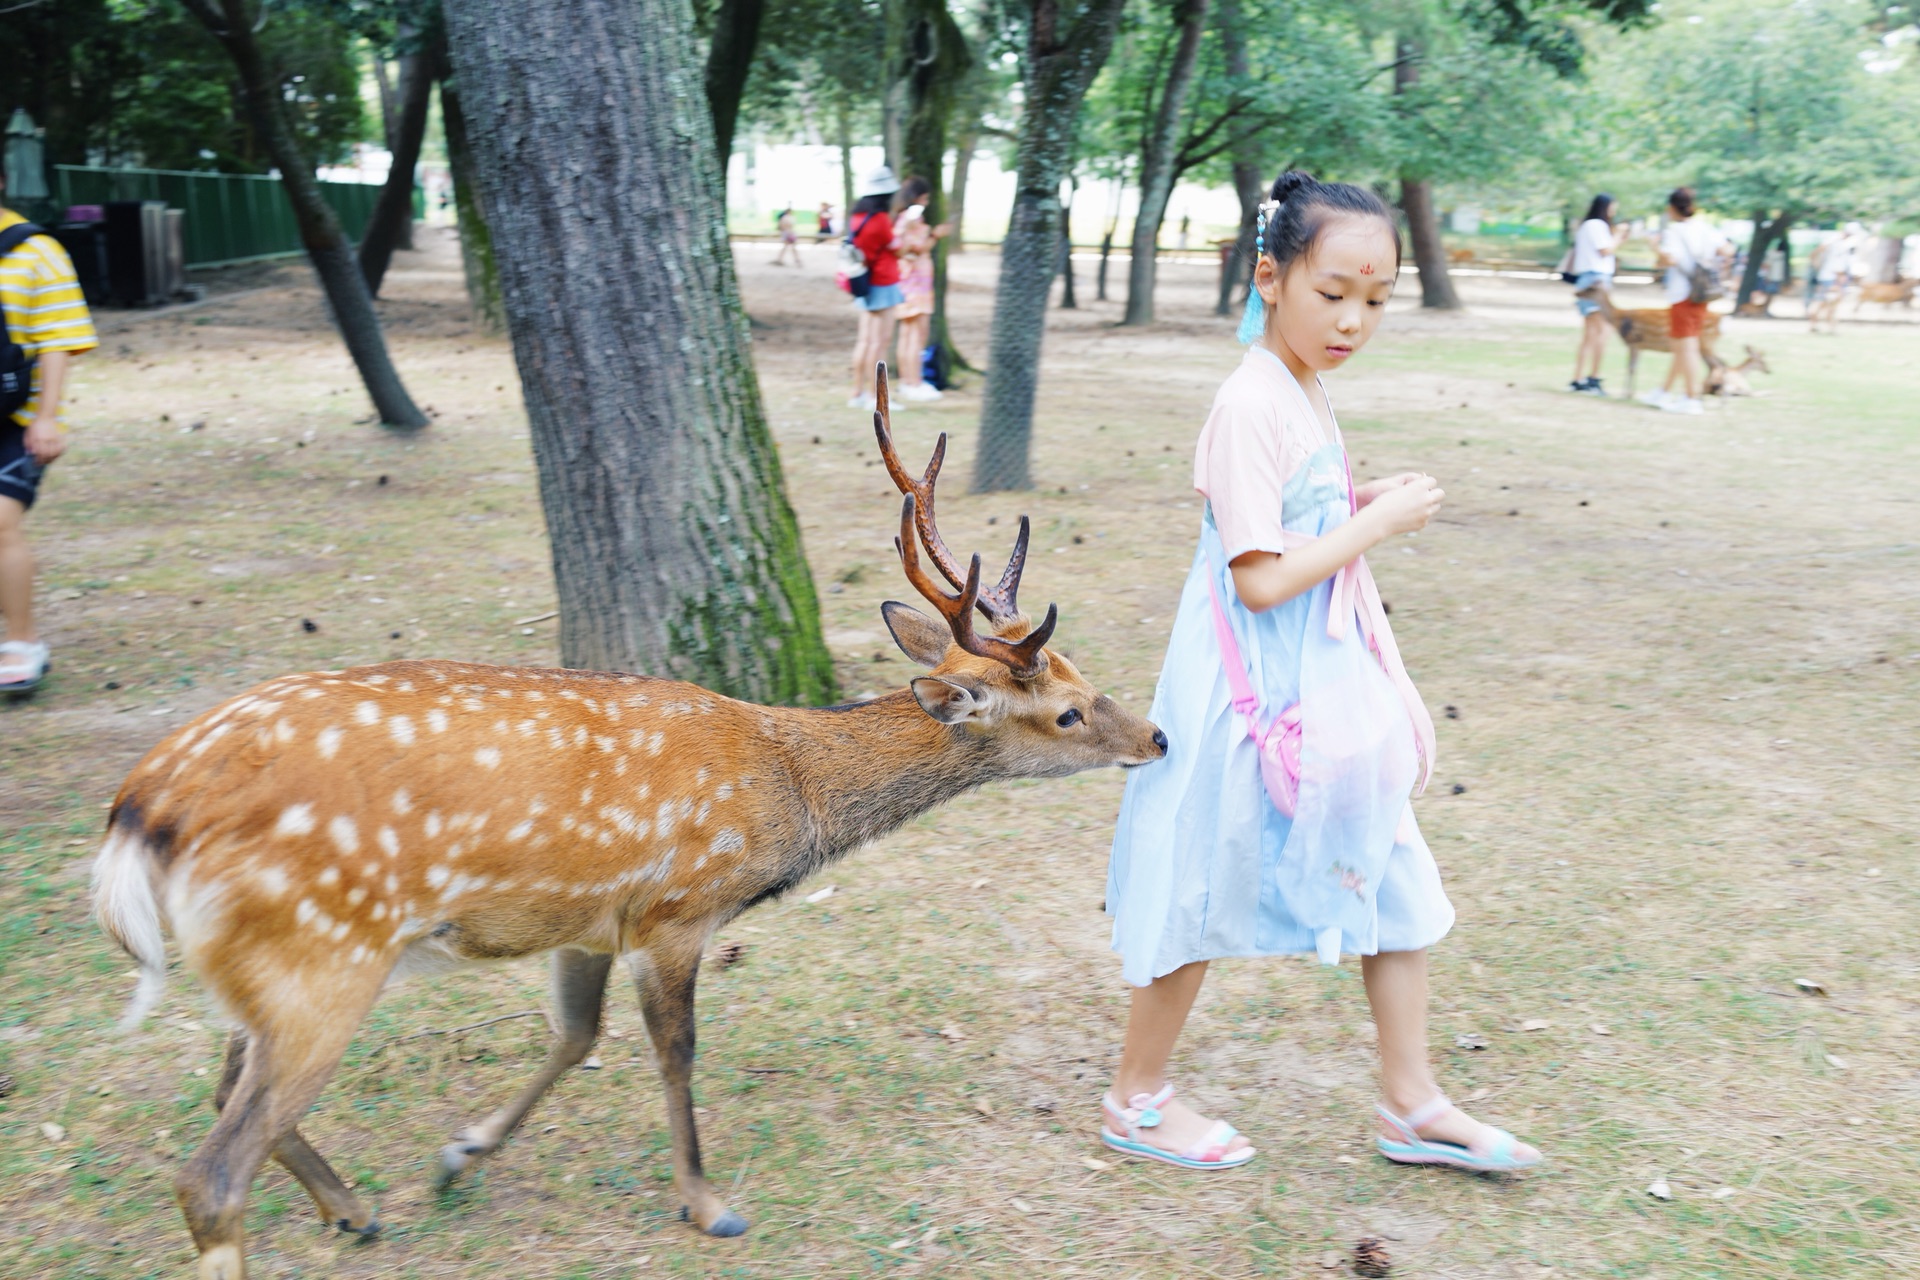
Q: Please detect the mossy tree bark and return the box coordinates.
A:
[437,63,504,335]
[180,0,428,429]
[1119,0,1210,327]
[442,0,837,705]
[1737,210,1791,309]
[973,0,1129,492]
[1394,37,1461,311]
[902,0,973,375]
[1215,0,1261,318]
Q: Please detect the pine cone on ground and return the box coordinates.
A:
[712,940,747,967]
[0,1073,13,1099]
[1353,1236,1391,1278]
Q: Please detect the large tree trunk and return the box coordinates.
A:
[1120,0,1210,327]
[182,0,427,429]
[1394,38,1459,311]
[1737,210,1791,309]
[1215,0,1260,318]
[359,26,435,295]
[438,66,505,334]
[834,94,855,225]
[705,0,767,168]
[949,130,975,251]
[902,0,973,375]
[442,0,836,704]
[973,0,1129,492]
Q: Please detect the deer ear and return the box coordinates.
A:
[883,601,952,668]
[910,676,986,725]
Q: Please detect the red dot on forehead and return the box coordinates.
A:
[1360,263,1375,275]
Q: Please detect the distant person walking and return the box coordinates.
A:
[0,171,98,693]
[816,202,836,244]
[891,176,952,404]
[846,167,903,411]
[772,207,802,267]
[1567,193,1626,396]
[1641,187,1729,416]
[1807,225,1858,334]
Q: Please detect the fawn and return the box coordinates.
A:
[93,365,1166,1279]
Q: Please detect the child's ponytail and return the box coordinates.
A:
[1236,169,1402,345]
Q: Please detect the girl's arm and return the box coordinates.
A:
[1229,476,1443,613]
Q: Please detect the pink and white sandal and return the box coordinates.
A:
[1100,1084,1255,1170]
[0,640,49,694]
[1376,1093,1542,1173]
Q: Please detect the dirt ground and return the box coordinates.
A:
[2,226,1917,1279]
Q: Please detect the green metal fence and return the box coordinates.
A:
[49,166,382,269]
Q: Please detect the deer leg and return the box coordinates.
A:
[214,1031,378,1235]
[176,1020,362,1280]
[631,931,746,1237]
[435,947,614,1189]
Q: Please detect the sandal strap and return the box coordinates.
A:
[1185,1120,1240,1162]
[1401,1093,1454,1130]
[1103,1082,1176,1136]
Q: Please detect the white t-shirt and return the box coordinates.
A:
[1815,236,1852,282]
[1571,219,1616,277]
[1660,218,1729,304]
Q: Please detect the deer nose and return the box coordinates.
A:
[1151,728,1168,755]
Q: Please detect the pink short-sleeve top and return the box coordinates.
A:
[1193,348,1336,562]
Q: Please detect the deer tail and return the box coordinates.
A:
[91,821,169,1031]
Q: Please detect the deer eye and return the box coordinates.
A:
[1056,708,1082,728]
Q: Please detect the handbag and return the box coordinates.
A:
[1205,570,1303,816]
[1554,246,1578,285]
[0,222,46,419]
[838,214,873,299]
[1678,224,1724,304]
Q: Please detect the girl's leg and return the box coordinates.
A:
[898,315,928,386]
[1362,950,1538,1157]
[1582,313,1607,381]
[1102,961,1252,1156]
[850,309,872,396]
[1675,335,1702,399]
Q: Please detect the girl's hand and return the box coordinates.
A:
[1354,472,1424,508]
[1363,474,1443,537]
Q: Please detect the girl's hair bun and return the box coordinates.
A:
[1270,170,1318,206]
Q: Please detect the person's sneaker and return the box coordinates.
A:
[847,393,876,411]
[1586,377,1606,397]
[1660,396,1706,415]
[1568,379,1588,394]
[0,640,50,694]
[902,382,944,402]
[1638,388,1673,408]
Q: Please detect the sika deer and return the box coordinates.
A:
[1575,282,1721,397]
[92,365,1165,1279]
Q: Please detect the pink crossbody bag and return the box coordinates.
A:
[1205,571,1303,817]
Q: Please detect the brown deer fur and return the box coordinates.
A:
[1576,284,1721,397]
[1853,279,1917,310]
[1703,344,1770,398]
[93,366,1165,1279]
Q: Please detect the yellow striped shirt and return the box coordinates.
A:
[1,208,99,427]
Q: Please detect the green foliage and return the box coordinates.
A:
[0,0,367,173]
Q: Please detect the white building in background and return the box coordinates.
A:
[724,139,1243,248]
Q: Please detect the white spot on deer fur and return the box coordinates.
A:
[662,886,687,901]
[447,842,464,859]
[318,867,340,887]
[528,797,548,815]
[392,789,412,814]
[346,886,368,907]
[378,826,400,857]
[694,801,711,826]
[371,902,388,921]
[518,719,536,737]
[696,765,711,786]
[275,804,317,838]
[187,722,233,759]
[274,719,296,745]
[507,819,534,841]
[647,731,666,755]
[365,674,390,686]
[350,944,369,964]
[329,815,360,855]
[301,688,325,700]
[715,782,734,801]
[709,828,745,856]
[426,865,451,889]
[600,806,647,838]
[464,697,484,712]
[295,898,318,926]
[385,873,399,893]
[331,920,351,941]
[595,735,615,752]
[425,708,449,734]
[389,715,416,746]
[256,866,289,897]
[397,681,414,693]
[474,746,502,770]
[355,701,381,726]
[317,726,344,760]
[425,812,443,838]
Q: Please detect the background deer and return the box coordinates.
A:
[1704,344,1771,398]
[92,365,1166,1280]
[1576,282,1722,397]
[1853,278,1917,311]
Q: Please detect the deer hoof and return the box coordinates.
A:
[433,1140,487,1190]
[335,1214,382,1238]
[705,1209,751,1238]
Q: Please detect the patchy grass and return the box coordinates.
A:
[2,232,1917,1277]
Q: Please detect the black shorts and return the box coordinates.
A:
[0,421,44,510]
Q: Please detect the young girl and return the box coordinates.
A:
[1568,192,1625,395]
[1100,170,1541,1175]
[891,176,952,403]
[846,167,903,411]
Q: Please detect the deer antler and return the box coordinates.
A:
[896,495,1056,679]
[871,363,1033,626]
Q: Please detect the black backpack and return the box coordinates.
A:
[0,222,48,421]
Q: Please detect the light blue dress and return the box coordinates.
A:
[1106,351,1453,987]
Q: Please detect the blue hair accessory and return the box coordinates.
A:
[1236,199,1281,344]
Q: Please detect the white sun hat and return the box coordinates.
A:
[858,165,901,198]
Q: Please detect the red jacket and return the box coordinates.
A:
[852,211,899,287]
